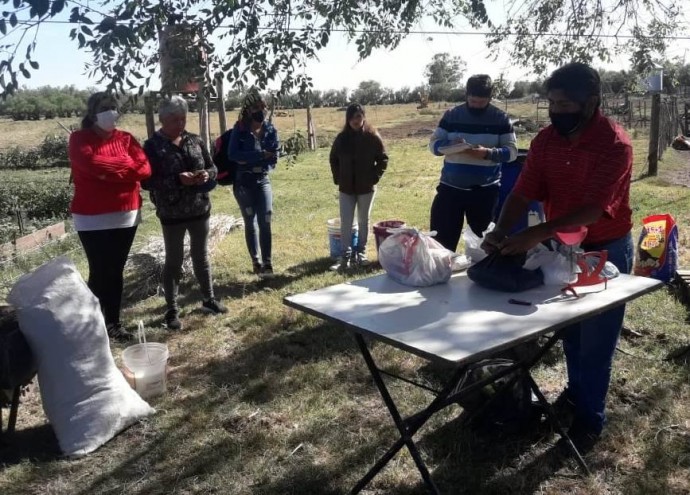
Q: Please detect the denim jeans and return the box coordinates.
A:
[161,216,214,311]
[233,173,273,265]
[562,232,634,434]
[429,183,499,252]
[339,191,376,256]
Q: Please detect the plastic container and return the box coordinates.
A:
[327,218,359,259]
[373,220,406,252]
[122,343,169,399]
[497,150,544,234]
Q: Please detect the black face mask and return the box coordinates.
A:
[251,110,265,123]
[549,111,583,136]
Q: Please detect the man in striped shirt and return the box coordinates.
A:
[483,63,634,454]
[429,74,518,251]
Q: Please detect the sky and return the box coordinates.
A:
[18,11,690,93]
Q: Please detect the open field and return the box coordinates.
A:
[2,103,690,494]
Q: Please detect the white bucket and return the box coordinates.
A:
[122,342,169,399]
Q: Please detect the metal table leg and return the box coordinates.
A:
[353,334,441,495]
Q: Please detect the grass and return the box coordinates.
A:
[2,105,690,494]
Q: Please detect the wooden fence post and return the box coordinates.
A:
[198,88,210,151]
[144,94,156,138]
[216,77,227,133]
[306,105,316,151]
[648,93,661,176]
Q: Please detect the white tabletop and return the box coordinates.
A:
[284,273,662,365]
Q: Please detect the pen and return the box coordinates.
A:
[508,298,532,306]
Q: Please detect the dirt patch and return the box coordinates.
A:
[378,120,436,141]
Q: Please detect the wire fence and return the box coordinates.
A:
[0,208,160,296]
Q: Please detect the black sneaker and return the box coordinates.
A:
[556,418,601,457]
[354,252,371,267]
[106,322,132,341]
[201,298,229,315]
[552,388,577,429]
[164,309,183,330]
[252,262,263,275]
[259,264,275,279]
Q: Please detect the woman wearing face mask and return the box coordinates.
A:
[328,103,388,271]
[228,89,280,278]
[68,92,152,340]
[142,96,227,331]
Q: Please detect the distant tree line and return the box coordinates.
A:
[2,58,689,120]
[0,86,91,121]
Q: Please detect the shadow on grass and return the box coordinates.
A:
[125,256,380,330]
[0,423,60,465]
[614,374,690,495]
[175,321,360,406]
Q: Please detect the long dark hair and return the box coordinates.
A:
[239,89,267,127]
[81,92,111,129]
[341,103,377,136]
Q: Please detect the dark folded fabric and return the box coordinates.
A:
[467,251,544,292]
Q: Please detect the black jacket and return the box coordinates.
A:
[329,130,388,195]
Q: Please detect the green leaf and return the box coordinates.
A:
[29,60,38,70]
[9,12,16,27]
[50,0,65,16]
[81,25,92,36]
[0,19,5,35]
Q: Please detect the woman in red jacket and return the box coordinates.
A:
[68,92,152,340]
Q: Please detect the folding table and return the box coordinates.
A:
[283,272,662,494]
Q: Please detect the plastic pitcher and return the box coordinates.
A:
[122,343,169,399]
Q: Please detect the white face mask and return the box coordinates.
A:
[95,110,119,132]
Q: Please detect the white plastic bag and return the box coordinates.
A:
[524,243,621,285]
[523,244,575,285]
[463,222,495,263]
[379,228,453,286]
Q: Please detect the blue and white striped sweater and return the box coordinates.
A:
[430,104,518,189]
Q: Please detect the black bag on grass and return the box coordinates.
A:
[0,309,36,404]
[453,358,538,431]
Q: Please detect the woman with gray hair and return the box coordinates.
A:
[142,95,227,331]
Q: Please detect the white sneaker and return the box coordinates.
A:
[329,256,350,272]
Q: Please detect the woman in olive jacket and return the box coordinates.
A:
[329,103,388,271]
